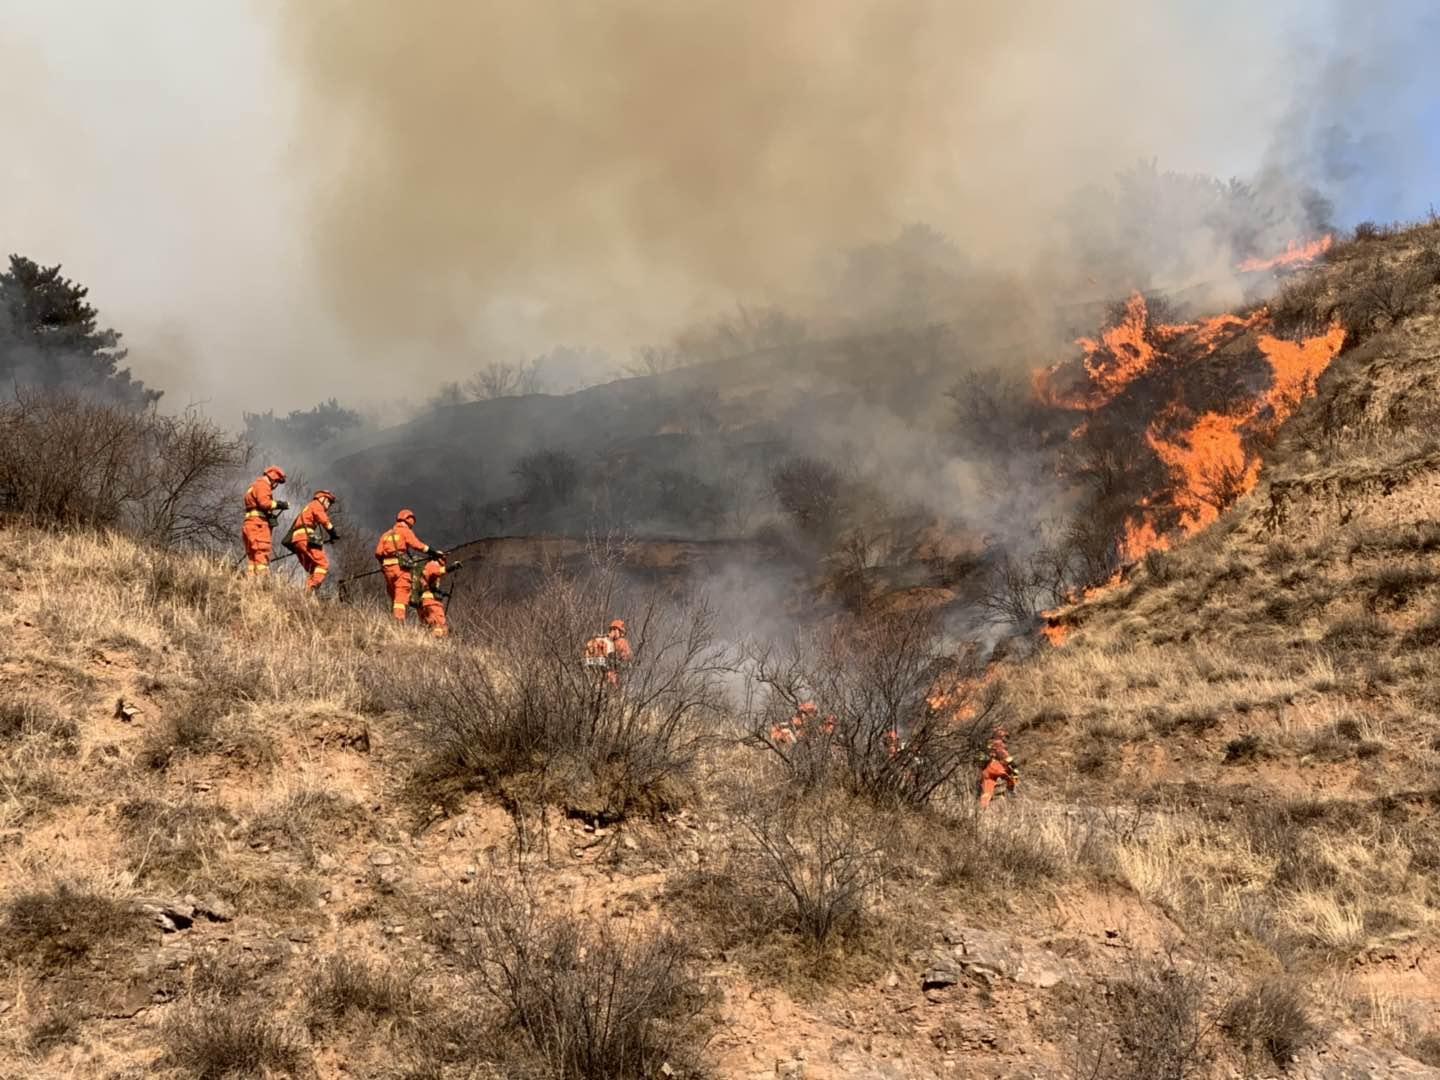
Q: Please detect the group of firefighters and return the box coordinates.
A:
[239,466,1018,805]
[241,465,462,638]
[770,701,1019,807]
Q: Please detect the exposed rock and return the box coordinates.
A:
[935,925,1075,989]
[369,849,397,866]
[921,966,960,990]
[775,1060,805,1079]
[190,895,235,922]
[137,899,195,932]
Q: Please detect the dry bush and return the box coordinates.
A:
[0,389,247,547]
[433,880,709,1080]
[737,791,883,948]
[935,805,1069,892]
[979,544,1072,623]
[1411,1031,1440,1067]
[0,694,79,826]
[1221,977,1314,1068]
[1073,953,1217,1080]
[303,954,427,1035]
[159,1001,308,1080]
[118,798,234,881]
[1269,271,1334,338]
[248,788,371,867]
[1399,606,1440,651]
[745,607,999,808]
[770,455,845,539]
[397,568,730,820]
[1319,612,1392,655]
[2,884,145,972]
[25,1010,81,1055]
[1336,251,1440,340]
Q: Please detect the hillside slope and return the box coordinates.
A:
[6,226,1440,1079]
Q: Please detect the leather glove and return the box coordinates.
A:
[448,559,463,571]
[328,530,341,541]
[275,500,290,511]
[431,549,446,560]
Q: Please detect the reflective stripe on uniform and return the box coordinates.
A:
[421,591,435,600]
[245,510,267,519]
[381,557,400,566]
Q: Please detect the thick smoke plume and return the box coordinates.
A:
[276,1,1324,359]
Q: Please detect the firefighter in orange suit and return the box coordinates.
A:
[242,466,288,577]
[374,509,436,621]
[978,726,1018,808]
[582,618,634,687]
[288,490,339,592]
[419,552,461,637]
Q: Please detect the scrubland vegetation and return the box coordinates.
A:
[4,218,1440,1077]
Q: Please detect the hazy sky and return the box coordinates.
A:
[2,1,1435,424]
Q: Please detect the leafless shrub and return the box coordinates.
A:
[745,607,998,807]
[1270,272,1333,337]
[465,358,541,400]
[512,448,580,509]
[737,792,883,946]
[1336,252,1440,340]
[1072,952,1218,1080]
[1222,977,1314,1068]
[398,567,730,820]
[435,880,708,1080]
[160,1001,308,1080]
[770,455,845,540]
[0,389,247,547]
[979,544,1072,623]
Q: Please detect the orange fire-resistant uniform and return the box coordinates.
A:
[772,701,835,745]
[420,558,450,637]
[288,494,335,592]
[582,621,633,687]
[978,729,1018,808]
[241,468,286,577]
[374,511,431,621]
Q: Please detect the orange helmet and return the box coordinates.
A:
[797,701,818,715]
[263,466,286,484]
[396,509,416,525]
[608,619,626,634]
[314,489,337,503]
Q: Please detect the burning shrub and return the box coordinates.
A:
[745,607,999,808]
[398,567,730,820]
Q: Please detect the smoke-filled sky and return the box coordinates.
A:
[2,1,1436,423]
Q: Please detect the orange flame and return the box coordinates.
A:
[1031,293,1347,637]
[1118,517,1169,563]
[1237,235,1334,273]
